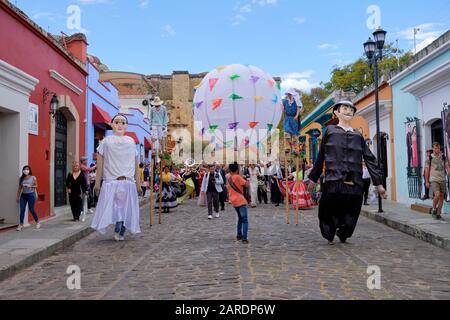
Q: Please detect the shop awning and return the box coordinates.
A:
[92,104,112,125]
[125,132,139,144]
[144,136,152,149]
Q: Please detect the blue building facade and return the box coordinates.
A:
[86,61,152,165]
[123,107,152,164]
[390,31,450,206]
[86,61,120,165]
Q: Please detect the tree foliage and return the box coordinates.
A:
[286,43,413,120]
[322,43,413,94]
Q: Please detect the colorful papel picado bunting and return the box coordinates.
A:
[228,122,239,130]
[272,95,278,104]
[209,78,219,91]
[267,124,273,131]
[230,74,241,80]
[249,121,259,128]
[229,93,243,100]
[208,125,219,133]
[195,101,203,108]
[254,96,264,102]
[212,99,223,110]
[250,75,260,84]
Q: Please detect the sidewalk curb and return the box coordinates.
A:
[0,227,95,282]
[360,208,450,251]
[0,198,150,282]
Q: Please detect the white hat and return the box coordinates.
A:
[285,88,298,96]
[284,88,303,108]
[151,97,164,106]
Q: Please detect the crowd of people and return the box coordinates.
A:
[15,100,390,246]
[143,160,321,215]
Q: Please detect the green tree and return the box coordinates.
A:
[322,43,412,94]
[300,87,331,116]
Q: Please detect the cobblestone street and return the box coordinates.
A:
[1,200,449,300]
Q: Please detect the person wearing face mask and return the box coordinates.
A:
[66,161,88,221]
[306,101,387,245]
[16,166,40,231]
[91,114,142,241]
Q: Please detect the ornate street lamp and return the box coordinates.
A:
[363,27,387,213]
[43,88,59,117]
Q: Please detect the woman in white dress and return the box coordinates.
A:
[248,163,260,208]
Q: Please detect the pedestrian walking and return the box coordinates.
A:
[155,166,178,213]
[197,167,207,206]
[80,156,96,214]
[248,163,260,208]
[227,163,249,244]
[270,174,283,207]
[91,114,142,241]
[217,164,228,210]
[290,170,313,209]
[16,165,40,231]
[424,142,450,219]
[139,163,147,198]
[201,164,224,219]
[362,162,371,205]
[143,164,150,198]
[88,163,98,208]
[421,149,433,200]
[66,161,88,221]
[257,175,268,204]
[307,101,386,245]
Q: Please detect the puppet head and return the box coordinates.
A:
[332,100,357,123]
[111,114,128,136]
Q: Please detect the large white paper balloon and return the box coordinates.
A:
[193,64,282,150]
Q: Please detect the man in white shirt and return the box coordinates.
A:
[92,114,142,241]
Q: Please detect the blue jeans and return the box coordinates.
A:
[114,221,126,236]
[20,193,39,225]
[235,205,248,241]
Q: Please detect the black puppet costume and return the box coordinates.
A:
[308,102,383,243]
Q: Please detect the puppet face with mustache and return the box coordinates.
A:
[334,105,355,122]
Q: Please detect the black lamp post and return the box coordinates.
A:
[364,27,387,213]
